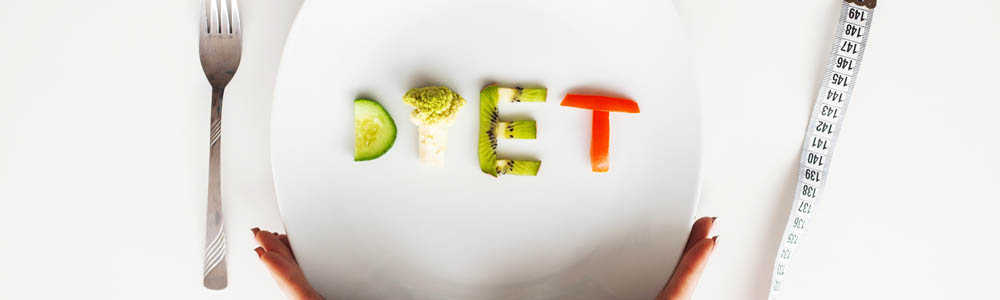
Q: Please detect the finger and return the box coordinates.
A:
[658,237,717,300]
[259,250,302,282]
[255,230,295,260]
[683,217,716,253]
[259,251,320,300]
[277,235,296,259]
[259,251,309,297]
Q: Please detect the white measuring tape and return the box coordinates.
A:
[768,1,876,299]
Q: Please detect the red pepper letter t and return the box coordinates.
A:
[560,94,640,173]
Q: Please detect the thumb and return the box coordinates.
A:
[657,236,717,300]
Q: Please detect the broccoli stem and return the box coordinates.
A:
[416,125,448,167]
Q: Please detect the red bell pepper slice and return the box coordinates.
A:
[561,94,640,172]
[560,94,640,113]
[591,111,610,172]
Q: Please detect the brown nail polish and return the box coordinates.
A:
[711,217,717,222]
[254,247,265,258]
[251,227,260,234]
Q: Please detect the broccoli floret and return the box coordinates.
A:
[403,86,466,127]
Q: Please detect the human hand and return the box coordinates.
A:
[252,228,324,300]
[655,217,718,300]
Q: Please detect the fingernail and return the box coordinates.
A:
[251,227,260,234]
[711,236,719,248]
[254,247,265,258]
[273,232,279,236]
[709,217,720,238]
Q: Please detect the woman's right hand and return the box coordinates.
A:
[656,217,718,300]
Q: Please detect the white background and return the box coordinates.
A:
[1,0,997,299]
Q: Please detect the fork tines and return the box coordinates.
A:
[201,0,241,35]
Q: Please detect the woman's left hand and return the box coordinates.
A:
[251,228,324,300]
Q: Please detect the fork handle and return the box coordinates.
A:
[204,87,228,290]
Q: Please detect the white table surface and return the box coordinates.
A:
[1,1,997,299]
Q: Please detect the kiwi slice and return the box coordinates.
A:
[497,87,548,103]
[496,160,541,176]
[478,85,544,177]
[495,121,536,139]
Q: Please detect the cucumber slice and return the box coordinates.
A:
[354,99,397,161]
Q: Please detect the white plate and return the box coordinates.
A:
[271,1,701,299]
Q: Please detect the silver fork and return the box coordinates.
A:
[199,0,241,290]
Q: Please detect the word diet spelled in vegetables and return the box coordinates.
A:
[353,84,640,176]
